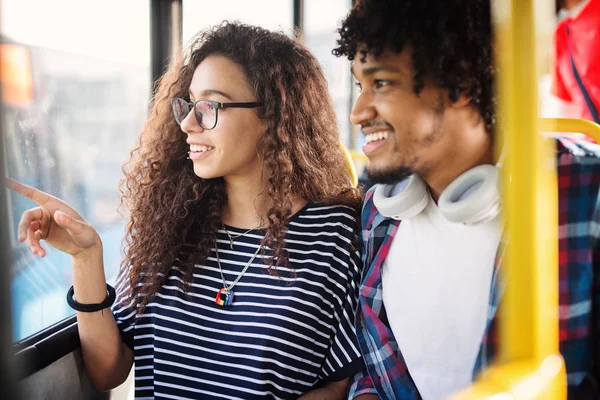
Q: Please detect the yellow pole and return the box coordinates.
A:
[450,0,566,397]
[494,0,558,364]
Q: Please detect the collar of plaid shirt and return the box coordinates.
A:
[353,136,600,400]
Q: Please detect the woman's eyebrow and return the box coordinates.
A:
[188,89,233,100]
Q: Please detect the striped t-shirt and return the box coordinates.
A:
[112,203,364,399]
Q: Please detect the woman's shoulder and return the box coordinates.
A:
[295,202,358,222]
[289,202,360,237]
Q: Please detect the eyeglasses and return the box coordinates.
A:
[171,98,263,130]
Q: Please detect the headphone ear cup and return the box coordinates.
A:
[438,164,500,224]
[373,175,430,220]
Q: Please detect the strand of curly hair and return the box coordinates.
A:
[333,0,496,134]
[119,22,362,313]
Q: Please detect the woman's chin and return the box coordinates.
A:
[192,166,221,180]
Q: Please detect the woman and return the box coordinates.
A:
[8,22,364,399]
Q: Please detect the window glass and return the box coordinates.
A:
[1,0,151,341]
[183,1,356,148]
[182,0,294,43]
[303,0,353,148]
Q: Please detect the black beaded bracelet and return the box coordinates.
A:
[66,284,116,312]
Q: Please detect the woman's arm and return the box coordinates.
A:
[7,179,133,391]
[73,246,134,391]
[298,378,350,400]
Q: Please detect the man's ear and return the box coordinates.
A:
[451,91,472,108]
[450,57,479,109]
[453,92,471,107]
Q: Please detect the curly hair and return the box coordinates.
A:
[333,0,496,133]
[119,22,362,312]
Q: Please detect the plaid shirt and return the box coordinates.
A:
[348,136,600,399]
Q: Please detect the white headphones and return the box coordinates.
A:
[372,164,500,225]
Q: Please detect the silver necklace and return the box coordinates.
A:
[222,223,255,249]
[214,239,261,306]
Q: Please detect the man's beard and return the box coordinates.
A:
[368,164,413,184]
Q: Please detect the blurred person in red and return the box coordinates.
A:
[551,0,600,123]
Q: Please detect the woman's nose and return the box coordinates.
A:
[180,109,204,134]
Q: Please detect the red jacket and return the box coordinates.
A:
[551,0,600,123]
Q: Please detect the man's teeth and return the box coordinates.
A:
[365,131,391,144]
[190,144,214,152]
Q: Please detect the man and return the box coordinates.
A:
[332,0,600,399]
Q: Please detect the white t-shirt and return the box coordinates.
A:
[382,197,502,399]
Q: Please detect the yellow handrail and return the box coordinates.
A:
[349,150,368,164]
[450,0,566,398]
[340,143,359,187]
[540,117,600,143]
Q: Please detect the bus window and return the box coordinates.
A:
[182,0,358,157]
[182,0,294,43]
[0,44,34,107]
[1,0,151,342]
[303,0,353,148]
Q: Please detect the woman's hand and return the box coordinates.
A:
[6,178,102,258]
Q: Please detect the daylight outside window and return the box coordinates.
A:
[1,0,151,341]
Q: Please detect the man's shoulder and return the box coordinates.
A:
[555,135,600,195]
[554,135,600,225]
[555,135,600,165]
[361,186,380,228]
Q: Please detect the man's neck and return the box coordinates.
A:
[424,131,495,203]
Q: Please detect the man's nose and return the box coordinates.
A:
[350,92,377,126]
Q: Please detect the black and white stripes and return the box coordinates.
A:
[113,204,363,399]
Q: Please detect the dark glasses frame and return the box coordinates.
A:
[171,98,263,130]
